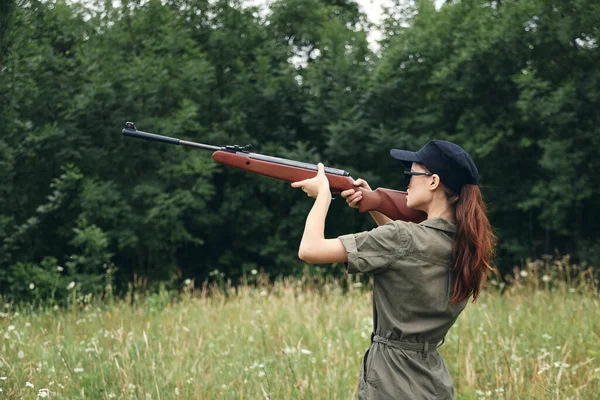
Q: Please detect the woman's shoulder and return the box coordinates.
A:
[388,218,456,236]
[385,219,455,263]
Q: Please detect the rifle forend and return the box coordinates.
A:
[122,122,426,223]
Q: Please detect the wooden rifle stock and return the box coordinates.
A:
[212,151,425,223]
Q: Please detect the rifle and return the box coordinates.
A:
[122,122,426,222]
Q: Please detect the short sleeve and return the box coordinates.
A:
[337,221,410,275]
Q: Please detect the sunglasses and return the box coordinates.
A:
[404,170,434,187]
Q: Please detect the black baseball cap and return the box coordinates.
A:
[390,140,479,192]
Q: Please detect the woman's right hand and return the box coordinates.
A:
[340,179,372,209]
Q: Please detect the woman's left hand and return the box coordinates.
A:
[291,163,330,199]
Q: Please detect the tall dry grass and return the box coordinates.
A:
[0,256,598,399]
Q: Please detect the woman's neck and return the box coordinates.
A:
[424,202,456,221]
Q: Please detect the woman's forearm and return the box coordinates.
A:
[369,210,393,226]
[299,191,332,250]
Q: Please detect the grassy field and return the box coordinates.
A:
[1,259,599,399]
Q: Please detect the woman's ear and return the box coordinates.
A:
[429,174,441,191]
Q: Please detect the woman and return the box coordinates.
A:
[291,140,496,399]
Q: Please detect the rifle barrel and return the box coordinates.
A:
[121,122,348,176]
[179,140,221,151]
[122,122,220,151]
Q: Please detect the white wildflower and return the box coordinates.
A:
[67,281,76,290]
[184,279,191,286]
[17,350,25,359]
[25,322,31,327]
[519,270,528,277]
[569,288,576,293]
[554,361,570,368]
[352,282,363,288]
[542,275,551,282]
[29,283,35,290]
[0,377,7,380]
[57,266,64,272]
[259,290,267,296]
[26,381,34,388]
[542,334,552,340]
[74,367,84,373]
[251,269,257,275]
[300,348,312,355]
[174,387,180,396]
[37,388,50,398]
[7,325,15,331]
[283,347,295,354]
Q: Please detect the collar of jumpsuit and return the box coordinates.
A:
[419,217,456,233]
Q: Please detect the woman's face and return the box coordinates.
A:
[405,163,434,211]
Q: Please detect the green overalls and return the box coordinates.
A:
[338,218,467,399]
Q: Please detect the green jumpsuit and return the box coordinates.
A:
[338,218,467,400]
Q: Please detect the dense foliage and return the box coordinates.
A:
[1,0,598,302]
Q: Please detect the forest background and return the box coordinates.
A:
[1,0,599,303]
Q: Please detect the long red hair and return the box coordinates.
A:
[446,184,497,303]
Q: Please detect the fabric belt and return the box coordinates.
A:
[372,334,442,353]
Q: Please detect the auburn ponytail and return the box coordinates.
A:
[447,184,497,303]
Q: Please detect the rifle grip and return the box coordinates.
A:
[358,188,425,223]
[357,189,381,212]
